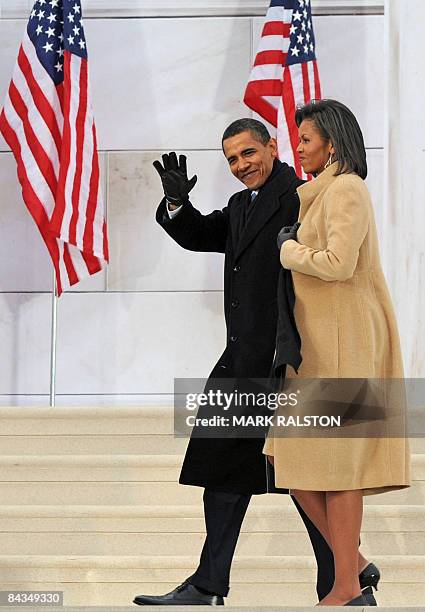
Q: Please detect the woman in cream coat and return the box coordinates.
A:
[264,100,410,606]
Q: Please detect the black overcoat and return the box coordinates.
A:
[156,160,303,493]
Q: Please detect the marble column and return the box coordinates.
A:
[383,0,425,377]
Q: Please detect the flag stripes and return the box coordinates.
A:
[244,0,322,179]
[0,3,108,295]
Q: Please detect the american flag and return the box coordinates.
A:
[244,0,322,179]
[0,0,109,295]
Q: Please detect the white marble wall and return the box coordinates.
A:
[383,0,425,378]
[1,1,418,406]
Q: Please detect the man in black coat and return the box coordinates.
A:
[133,119,335,606]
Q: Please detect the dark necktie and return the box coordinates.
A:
[245,190,257,225]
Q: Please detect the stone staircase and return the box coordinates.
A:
[0,406,424,607]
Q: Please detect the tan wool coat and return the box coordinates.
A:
[264,163,411,495]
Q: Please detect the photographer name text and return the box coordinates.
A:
[186,415,341,427]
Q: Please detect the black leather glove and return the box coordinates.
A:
[277,222,300,250]
[153,152,197,205]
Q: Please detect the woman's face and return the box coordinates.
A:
[297,119,334,175]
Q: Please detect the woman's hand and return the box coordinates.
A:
[277,222,301,250]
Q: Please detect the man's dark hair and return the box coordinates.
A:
[295,99,367,180]
[222,118,271,149]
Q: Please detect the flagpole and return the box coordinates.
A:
[1,2,108,410]
[49,270,58,407]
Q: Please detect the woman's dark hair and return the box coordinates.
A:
[222,118,271,149]
[295,99,367,179]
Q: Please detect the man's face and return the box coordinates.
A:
[223,131,277,190]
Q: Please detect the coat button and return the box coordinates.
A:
[231,300,239,308]
[233,265,241,272]
[219,364,228,370]
[230,335,238,342]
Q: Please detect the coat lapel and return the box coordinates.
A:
[297,162,340,221]
[234,188,281,260]
[229,160,302,261]
[229,190,251,254]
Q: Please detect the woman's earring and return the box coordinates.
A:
[324,153,334,169]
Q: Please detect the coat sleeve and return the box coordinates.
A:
[156,197,229,253]
[280,176,370,282]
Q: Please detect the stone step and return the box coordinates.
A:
[0,454,182,482]
[0,608,418,612]
[0,554,424,583]
[0,453,423,481]
[0,504,424,533]
[0,555,425,607]
[0,434,422,456]
[0,406,175,436]
[0,528,423,556]
[1,438,423,458]
[1,404,423,440]
[0,479,422,506]
[0,406,423,456]
[0,581,323,607]
[410,438,425,453]
[0,434,188,455]
[0,609,421,612]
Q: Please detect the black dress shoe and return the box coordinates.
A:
[362,586,377,606]
[344,593,369,606]
[359,562,380,591]
[133,581,224,606]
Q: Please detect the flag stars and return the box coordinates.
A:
[287,1,315,61]
[29,0,87,63]
[27,0,86,83]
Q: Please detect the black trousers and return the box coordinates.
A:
[189,488,335,599]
